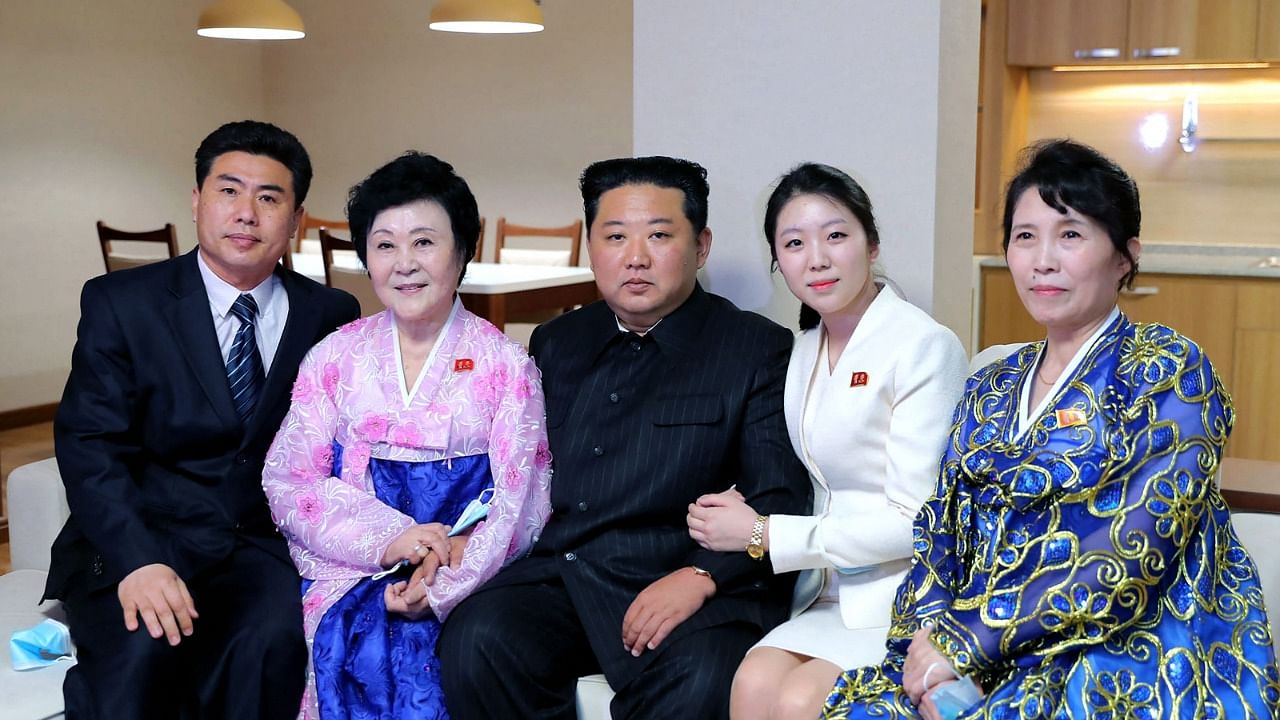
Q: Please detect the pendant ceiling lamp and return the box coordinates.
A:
[197,0,306,40]
[429,0,544,34]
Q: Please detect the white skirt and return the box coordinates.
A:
[753,599,892,670]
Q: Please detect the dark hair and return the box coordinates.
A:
[764,163,882,331]
[194,120,313,207]
[580,156,710,235]
[1002,139,1140,289]
[345,151,480,285]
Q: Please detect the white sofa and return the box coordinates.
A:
[6,443,1280,720]
[2,457,70,720]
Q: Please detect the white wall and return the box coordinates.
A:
[263,0,634,260]
[633,1,979,342]
[0,0,265,412]
[0,0,633,412]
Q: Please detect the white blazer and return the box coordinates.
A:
[768,285,968,630]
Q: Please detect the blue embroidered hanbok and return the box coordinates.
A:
[822,313,1280,719]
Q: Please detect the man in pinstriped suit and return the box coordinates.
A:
[439,157,810,719]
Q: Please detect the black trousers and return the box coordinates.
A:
[438,579,758,720]
[62,540,307,720]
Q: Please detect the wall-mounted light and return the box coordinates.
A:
[197,0,305,40]
[429,0,544,34]
[1139,113,1171,151]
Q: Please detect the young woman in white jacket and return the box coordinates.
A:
[687,163,968,720]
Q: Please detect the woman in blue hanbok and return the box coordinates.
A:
[821,139,1279,720]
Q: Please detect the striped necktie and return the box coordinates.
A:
[226,293,265,424]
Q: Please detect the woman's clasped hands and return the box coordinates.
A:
[902,626,983,720]
[380,522,468,619]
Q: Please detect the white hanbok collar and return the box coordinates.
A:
[1014,305,1120,442]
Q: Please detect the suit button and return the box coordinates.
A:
[592,446,604,456]
[577,501,588,512]
[630,342,641,352]
[235,454,248,465]
[564,551,577,562]
[609,392,619,403]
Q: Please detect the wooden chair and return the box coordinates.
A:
[97,221,179,273]
[494,217,582,267]
[295,212,349,252]
[319,229,381,317]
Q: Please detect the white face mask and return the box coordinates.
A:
[10,618,75,671]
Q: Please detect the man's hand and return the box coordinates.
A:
[118,563,199,646]
[902,627,958,705]
[621,567,715,657]
[384,533,471,619]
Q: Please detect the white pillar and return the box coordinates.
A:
[633,1,980,342]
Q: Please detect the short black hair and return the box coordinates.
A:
[345,151,480,286]
[1002,138,1141,289]
[194,120,312,207]
[580,156,710,235]
[764,163,881,331]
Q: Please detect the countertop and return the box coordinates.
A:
[1220,458,1280,514]
[976,244,1280,279]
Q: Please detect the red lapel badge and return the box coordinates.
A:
[1055,408,1087,428]
[850,371,869,388]
[453,358,475,373]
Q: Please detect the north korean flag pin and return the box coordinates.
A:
[454,358,475,372]
[1055,408,1087,428]
[850,371,869,388]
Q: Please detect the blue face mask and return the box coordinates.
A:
[10,618,75,671]
[928,675,983,719]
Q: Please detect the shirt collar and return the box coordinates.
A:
[196,248,278,320]
[577,283,710,361]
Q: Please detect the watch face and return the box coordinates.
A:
[747,544,764,560]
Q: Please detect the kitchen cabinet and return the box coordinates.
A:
[1007,0,1260,66]
[977,267,1280,461]
[1128,0,1258,62]
[1232,281,1280,460]
[1261,0,1280,60]
[1006,0,1129,67]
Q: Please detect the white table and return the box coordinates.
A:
[290,256,598,331]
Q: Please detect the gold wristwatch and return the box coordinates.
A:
[746,515,767,560]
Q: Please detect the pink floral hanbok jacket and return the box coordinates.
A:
[261,301,552,719]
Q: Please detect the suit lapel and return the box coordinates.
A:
[164,251,241,431]
[243,267,325,444]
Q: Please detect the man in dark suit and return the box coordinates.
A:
[439,157,810,719]
[45,120,360,719]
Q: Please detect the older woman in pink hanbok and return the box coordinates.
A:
[262,152,552,719]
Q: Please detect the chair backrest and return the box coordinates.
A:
[318,228,355,287]
[97,221,179,273]
[494,217,582,267]
[319,228,381,317]
[6,458,68,573]
[968,341,1031,375]
[295,212,349,252]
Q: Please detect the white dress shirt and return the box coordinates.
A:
[197,250,290,372]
